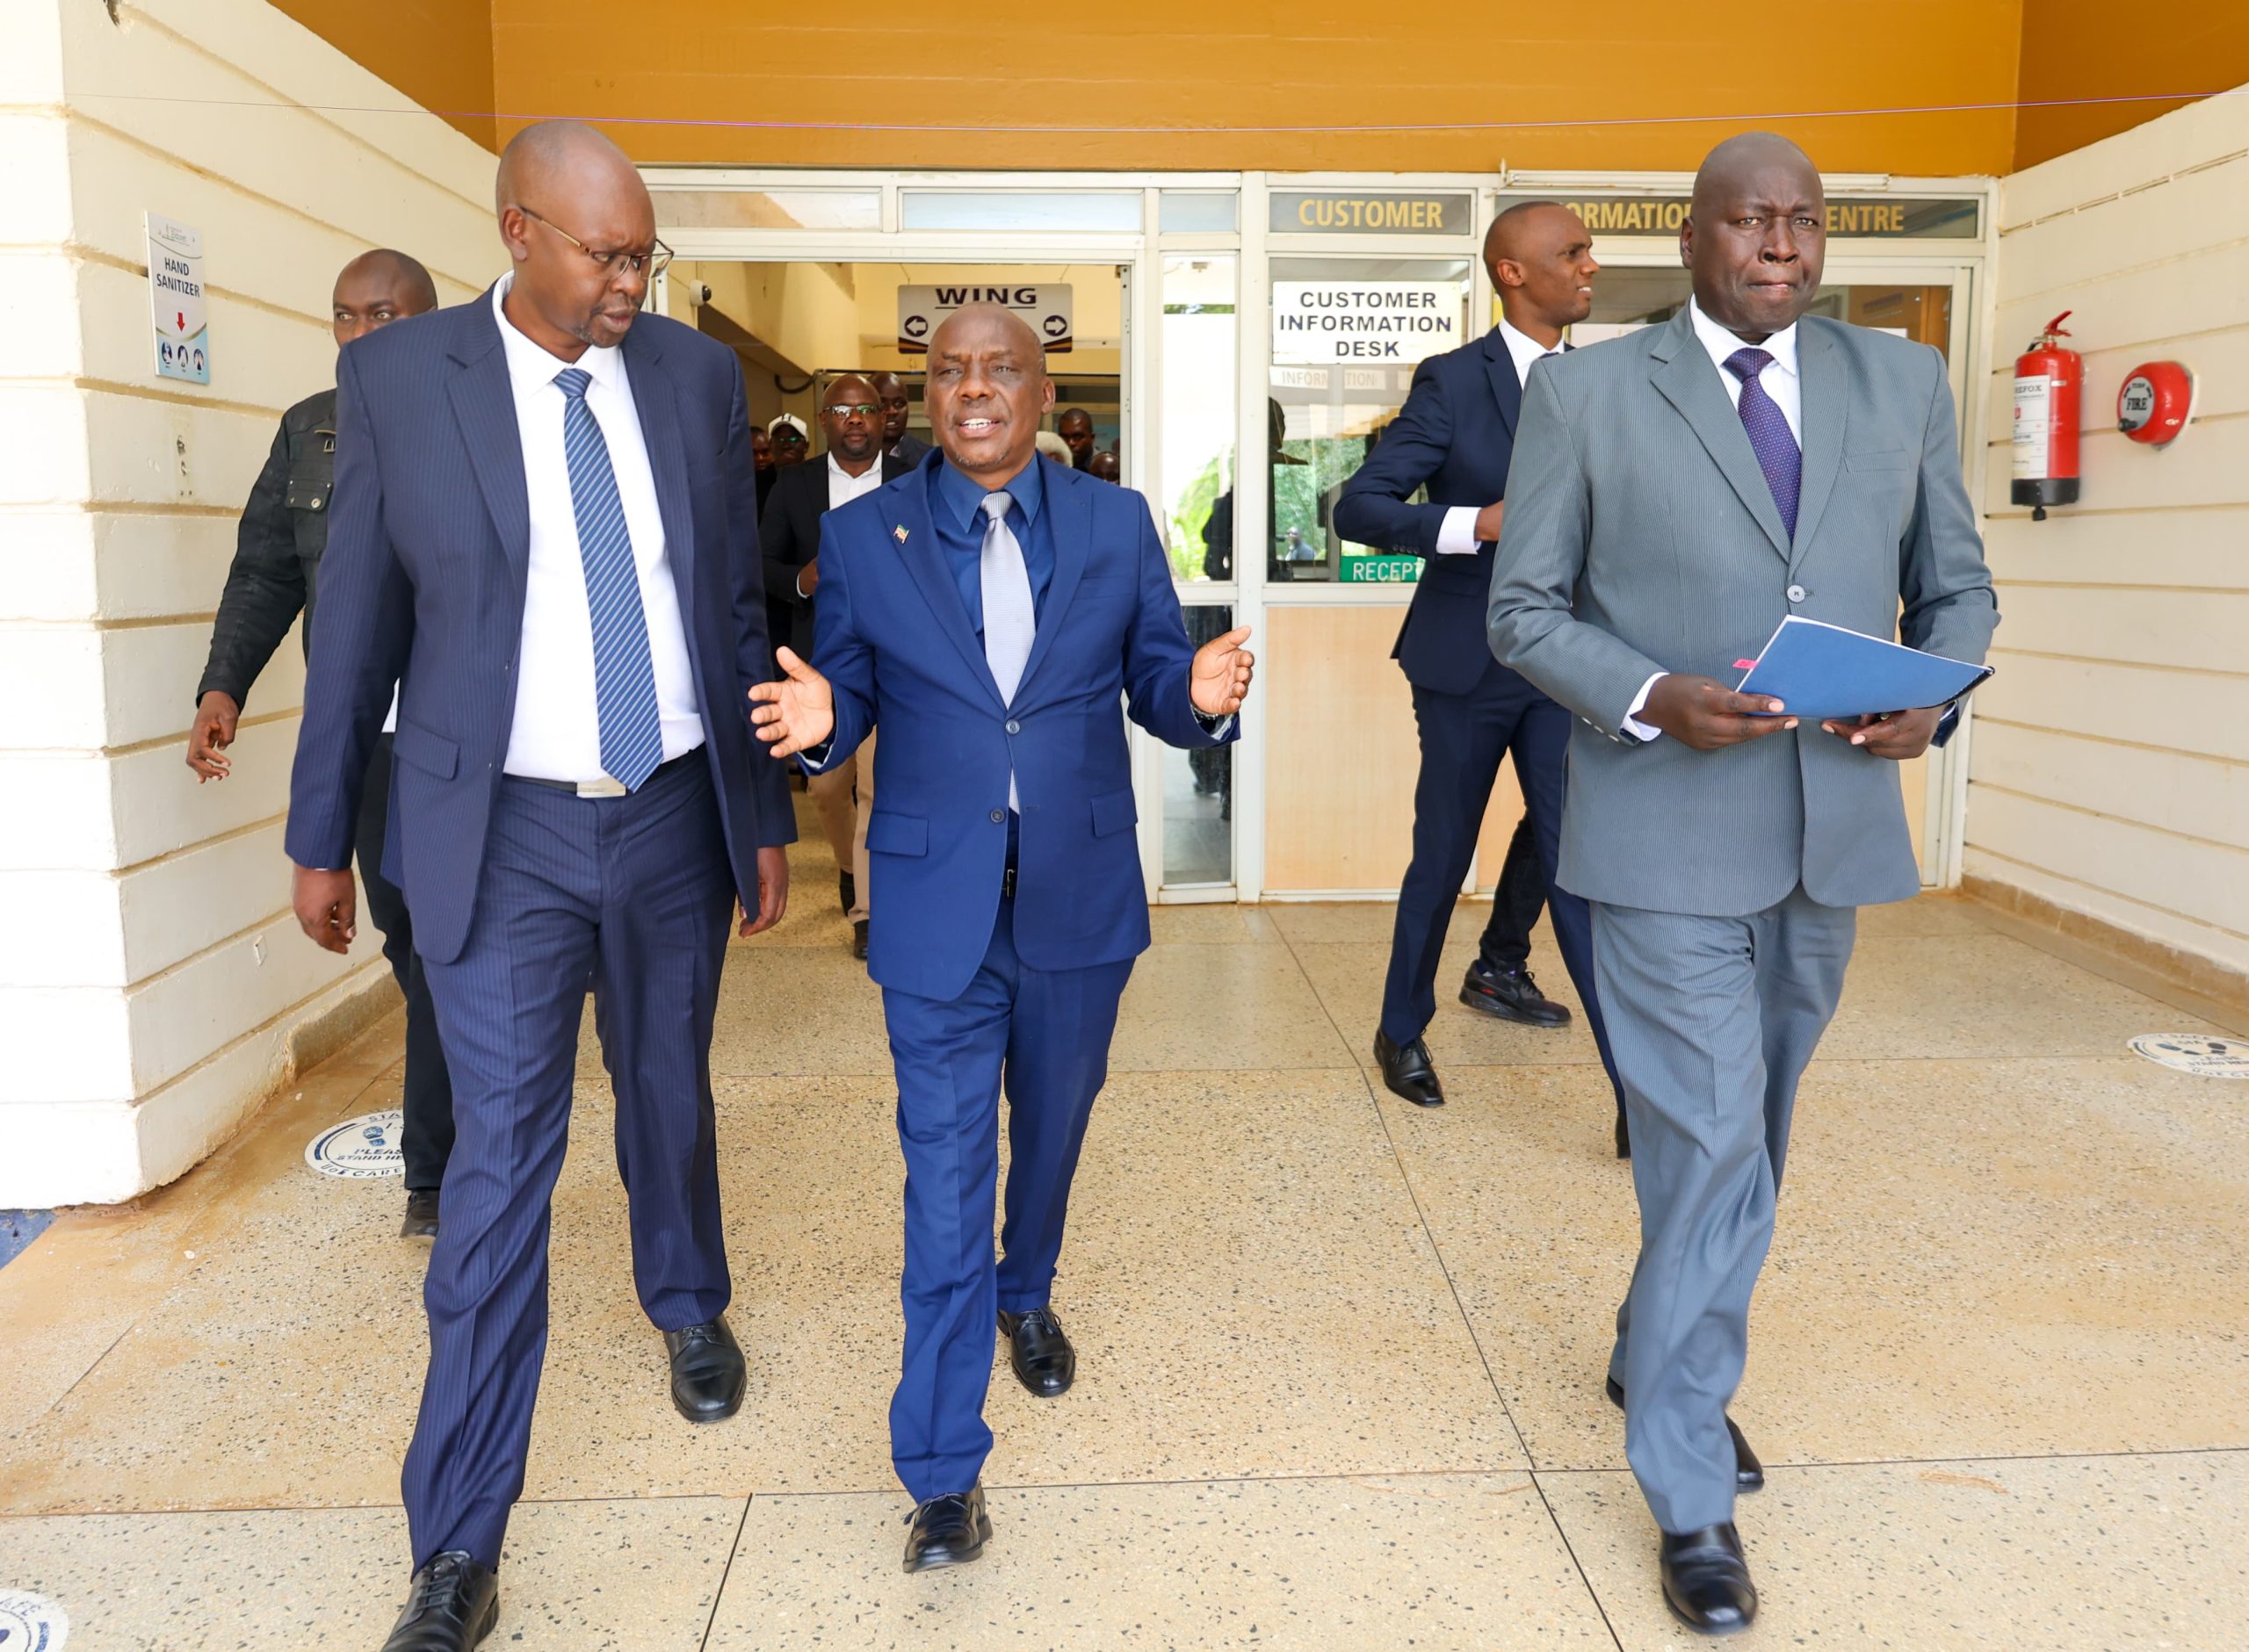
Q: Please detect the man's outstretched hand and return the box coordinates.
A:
[749,646,836,759]
[1191,625,1256,718]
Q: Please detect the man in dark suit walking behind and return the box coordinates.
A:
[189,249,455,1242]
[763,373,914,956]
[286,120,793,1651]
[751,305,1255,1574]
[1491,134,1996,1632]
[1335,203,1628,1151]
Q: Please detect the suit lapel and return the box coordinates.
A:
[1016,458,1088,699]
[623,324,698,609]
[445,290,532,593]
[1789,321,1848,564]
[891,462,1009,711]
[1647,308,1790,561]
[1481,328,1522,436]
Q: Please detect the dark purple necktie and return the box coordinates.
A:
[1724,346,1799,540]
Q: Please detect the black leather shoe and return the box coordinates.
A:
[851,920,869,961]
[1607,1377,1761,1490]
[997,1307,1075,1397]
[663,1317,746,1423]
[381,1550,497,1651]
[1373,1032,1444,1107]
[1615,1107,1631,1160]
[1660,1523,1757,1634]
[401,1187,440,1241]
[1459,962,1572,1028]
[902,1485,990,1573]
[839,870,856,915]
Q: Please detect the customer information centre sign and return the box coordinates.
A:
[1272,282,1465,365]
[1269,191,1472,236]
[1490,193,1978,240]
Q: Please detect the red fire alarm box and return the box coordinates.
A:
[2117,361,2195,446]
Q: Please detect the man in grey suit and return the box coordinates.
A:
[1489,133,1997,1634]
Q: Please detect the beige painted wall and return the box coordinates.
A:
[0,0,501,1204]
[1968,83,2249,981]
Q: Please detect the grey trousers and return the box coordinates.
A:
[1592,886,1856,1534]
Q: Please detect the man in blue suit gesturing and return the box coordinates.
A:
[286,122,792,1650]
[752,304,1255,1573]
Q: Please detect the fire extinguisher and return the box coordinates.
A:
[2011,311,2080,519]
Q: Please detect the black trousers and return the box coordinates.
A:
[1484,812,1545,971]
[358,734,457,1192]
[1379,664,1623,1114]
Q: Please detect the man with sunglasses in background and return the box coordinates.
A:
[286,119,793,1651]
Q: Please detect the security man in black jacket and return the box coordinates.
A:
[188,249,452,1238]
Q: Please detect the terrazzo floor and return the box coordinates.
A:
[4,797,2246,1650]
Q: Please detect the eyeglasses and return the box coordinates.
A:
[823,402,879,419]
[518,206,673,280]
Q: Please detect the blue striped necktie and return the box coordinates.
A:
[553,365,663,791]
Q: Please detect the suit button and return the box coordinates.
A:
[990,809,1005,824]
[1787,584,1808,603]
[1005,719,1021,735]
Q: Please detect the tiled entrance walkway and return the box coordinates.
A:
[4,804,2245,1648]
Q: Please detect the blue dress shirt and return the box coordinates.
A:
[932,455,1055,633]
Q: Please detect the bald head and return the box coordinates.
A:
[331,248,438,348]
[1689,133,1819,219]
[924,303,1054,485]
[930,302,1045,363]
[494,119,658,357]
[1683,132,1826,342]
[495,119,641,219]
[1483,201,1598,340]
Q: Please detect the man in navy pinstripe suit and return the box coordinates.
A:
[286,122,792,1652]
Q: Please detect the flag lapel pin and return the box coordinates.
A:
[893,525,909,544]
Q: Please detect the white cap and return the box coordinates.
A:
[767,414,808,437]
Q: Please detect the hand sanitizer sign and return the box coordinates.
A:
[146,213,210,386]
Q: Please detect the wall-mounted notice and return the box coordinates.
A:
[146,213,210,385]
[898,283,1073,354]
[1272,282,1464,365]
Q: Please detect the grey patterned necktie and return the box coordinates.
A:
[980,491,1036,810]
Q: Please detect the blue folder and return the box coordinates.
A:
[1734,617,1992,721]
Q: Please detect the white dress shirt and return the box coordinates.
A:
[796,451,886,598]
[1435,317,1565,557]
[1620,299,1807,741]
[492,277,704,783]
